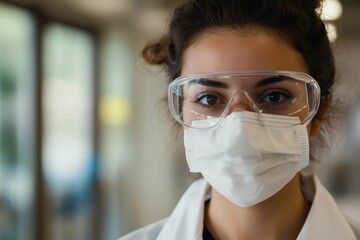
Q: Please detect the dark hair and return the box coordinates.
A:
[142,0,334,96]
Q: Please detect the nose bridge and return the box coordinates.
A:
[227,91,257,114]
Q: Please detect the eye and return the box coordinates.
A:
[260,90,291,104]
[194,93,223,106]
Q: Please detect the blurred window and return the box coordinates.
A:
[0,3,36,240]
[0,2,139,240]
[98,31,134,239]
[0,3,99,240]
[42,23,96,240]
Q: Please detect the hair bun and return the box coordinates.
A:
[142,37,168,65]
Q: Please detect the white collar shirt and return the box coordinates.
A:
[119,175,359,240]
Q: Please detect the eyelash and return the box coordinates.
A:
[192,92,225,107]
[258,89,292,104]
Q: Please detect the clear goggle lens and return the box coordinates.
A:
[168,71,321,129]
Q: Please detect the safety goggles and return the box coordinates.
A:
[168,71,321,129]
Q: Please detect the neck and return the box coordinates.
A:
[204,173,311,240]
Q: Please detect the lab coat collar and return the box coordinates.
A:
[156,179,210,240]
[157,175,356,240]
[297,175,357,239]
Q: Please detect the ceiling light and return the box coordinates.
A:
[320,0,343,21]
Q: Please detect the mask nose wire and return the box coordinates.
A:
[220,90,262,119]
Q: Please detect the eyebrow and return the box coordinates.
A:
[189,75,288,88]
[190,78,229,89]
[254,75,287,88]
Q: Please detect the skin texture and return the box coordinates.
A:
[181,27,327,240]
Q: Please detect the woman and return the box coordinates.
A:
[120,0,360,239]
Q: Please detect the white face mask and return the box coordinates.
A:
[184,111,309,207]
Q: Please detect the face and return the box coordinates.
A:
[179,27,317,132]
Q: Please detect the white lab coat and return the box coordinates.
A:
[119,175,360,240]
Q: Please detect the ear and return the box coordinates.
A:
[310,94,331,137]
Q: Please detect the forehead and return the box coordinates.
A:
[181,27,308,75]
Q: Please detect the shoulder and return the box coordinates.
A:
[118,218,168,240]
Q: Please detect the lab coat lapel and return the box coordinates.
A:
[297,176,357,239]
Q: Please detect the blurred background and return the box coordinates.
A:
[0,0,359,239]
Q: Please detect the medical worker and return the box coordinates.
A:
[120,0,360,239]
